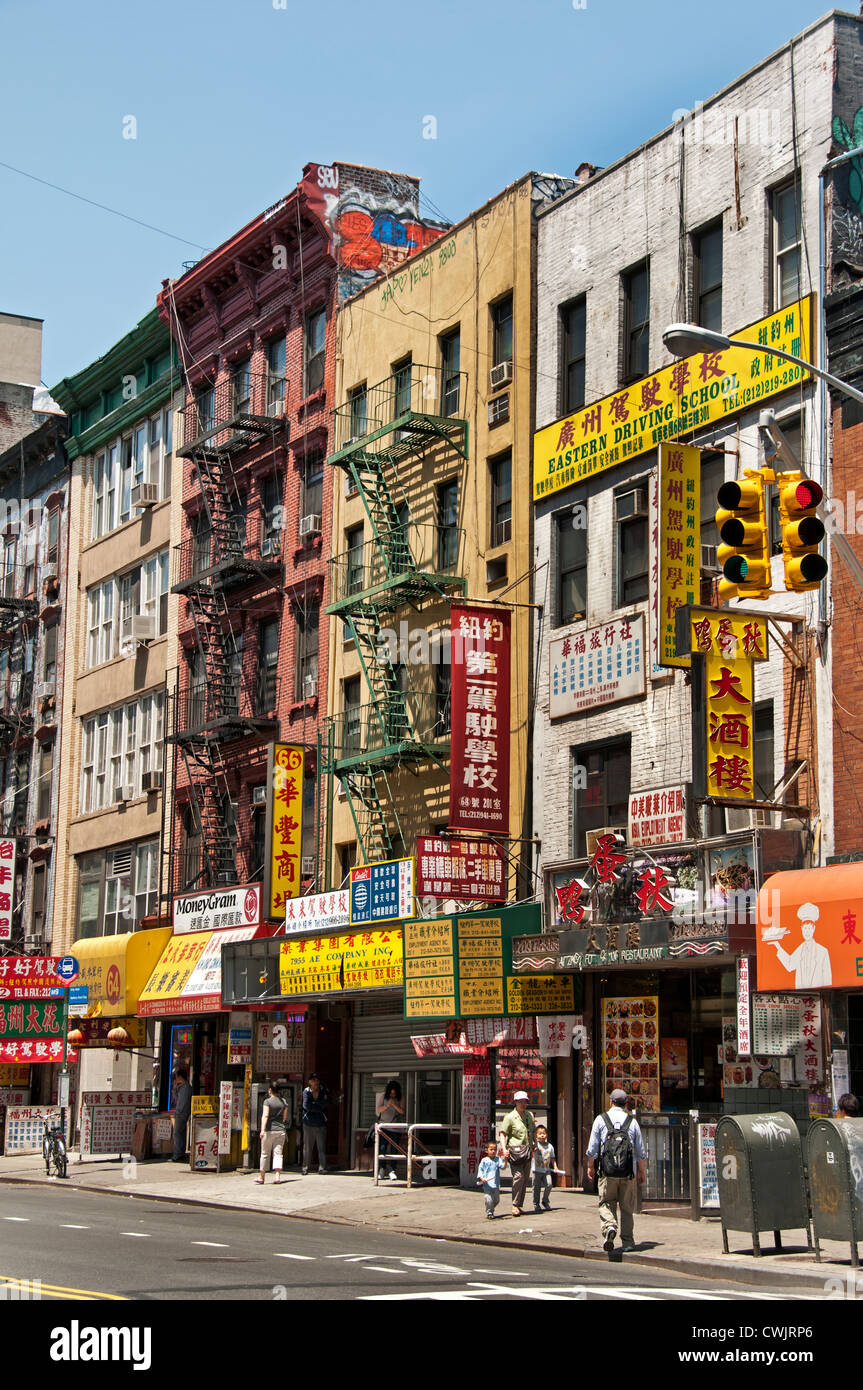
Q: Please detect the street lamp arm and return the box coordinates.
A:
[723,336,863,409]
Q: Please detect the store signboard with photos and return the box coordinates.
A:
[601,996,660,1112]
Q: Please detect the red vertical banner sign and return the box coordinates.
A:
[449,606,511,835]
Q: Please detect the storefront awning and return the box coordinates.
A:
[138,925,263,1018]
[71,927,172,1018]
[757,865,863,991]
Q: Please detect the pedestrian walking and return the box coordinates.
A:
[476,1139,506,1219]
[586,1088,646,1254]
[499,1090,536,1217]
[300,1073,329,1174]
[531,1124,564,1212]
[256,1082,288,1184]
[375,1079,405,1181]
[171,1067,192,1163]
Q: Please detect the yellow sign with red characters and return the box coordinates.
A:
[269,743,304,918]
[658,443,701,669]
[690,611,769,802]
[533,296,813,501]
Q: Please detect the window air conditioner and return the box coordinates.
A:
[303,676,318,698]
[345,476,358,497]
[299,514,322,538]
[489,360,513,390]
[129,614,156,643]
[301,855,315,878]
[261,537,277,557]
[585,826,627,859]
[113,784,135,804]
[141,770,162,792]
[37,679,55,700]
[700,544,719,572]
[24,934,42,950]
[252,784,267,806]
[42,563,58,582]
[267,397,286,418]
[488,393,509,425]
[131,483,158,509]
[613,488,649,522]
[215,871,235,886]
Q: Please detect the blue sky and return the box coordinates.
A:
[1,0,831,387]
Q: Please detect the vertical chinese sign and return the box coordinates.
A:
[266,743,304,918]
[657,443,700,669]
[0,838,16,941]
[449,606,510,835]
[685,609,769,802]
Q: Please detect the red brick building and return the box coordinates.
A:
[157,162,443,910]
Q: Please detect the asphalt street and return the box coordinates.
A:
[0,1184,833,1302]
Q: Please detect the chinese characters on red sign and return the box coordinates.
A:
[416,835,506,902]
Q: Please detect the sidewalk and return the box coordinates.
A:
[0,1153,853,1291]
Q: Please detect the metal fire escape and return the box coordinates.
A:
[324,363,468,863]
[0,566,38,823]
[169,373,285,889]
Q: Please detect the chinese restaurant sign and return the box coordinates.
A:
[549,615,645,718]
[416,835,506,903]
[533,297,813,500]
[0,837,15,941]
[279,929,403,995]
[692,610,769,802]
[402,904,567,1021]
[657,443,700,669]
[756,864,863,991]
[628,785,687,847]
[449,605,510,834]
[268,743,304,917]
[350,859,414,925]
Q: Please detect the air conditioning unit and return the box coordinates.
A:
[585,826,627,859]
[252,784,267,806]
[24,934,42,950]
[488,393,509,425]
[261,537,277,557]
[37,679,55,700]
[113,784,135,804]
[489,360,513,391]
[299,514,322,538]
[131,483,158,509]
[267,397,286,418]
[303,676,318,698]
[613,488,649,522]
[215,871,235,886]
[345,477,358,497]
[301,855,315,877]
[141,769,162,792]
[700,544,719,572]
[129,614,156,643]
[42,563,57,582]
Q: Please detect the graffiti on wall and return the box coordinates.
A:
[302,163,445,301]
[831,110,863,268]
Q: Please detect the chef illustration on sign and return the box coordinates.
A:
[766,901,832,989]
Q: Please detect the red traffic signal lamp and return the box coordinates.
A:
[716,473,771,600]
[778,474,828,591]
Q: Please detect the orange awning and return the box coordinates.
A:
[757,865,863,991]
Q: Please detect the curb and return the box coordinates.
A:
[0,1174,832,1290]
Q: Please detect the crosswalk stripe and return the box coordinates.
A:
[273,1253,315,1260]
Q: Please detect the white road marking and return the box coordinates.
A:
[360,1281,823,1302]
[2,1217,29,1223]
[191,1241,229,1248]
[273,1253,315,1260]
[119,1232,151,1238]
[60,1224,90,1230]
[468,1282,575,1300]
[366,1266,403,1274]
[472,1268,531,1277]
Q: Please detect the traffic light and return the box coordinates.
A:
[778,474,828,591]
[716,473,771,601]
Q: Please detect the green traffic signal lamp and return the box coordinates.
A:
[715,474,771,598]
[779,474,828,591]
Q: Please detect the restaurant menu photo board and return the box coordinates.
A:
[601,995,660,1111]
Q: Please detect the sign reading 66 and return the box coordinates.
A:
[269,744,305,917]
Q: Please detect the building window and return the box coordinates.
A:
[43,623,58,686]
[772,178,801,309]
[87,578,114,667]
[393,356,412,418]
[573,738,631,858]
[267,337,287,413]
[182,807,202,891]
[261,471,283,555]
[489,452,512,548]
[257,618,279,715]
[348,384,367,441]
[693,220,722,333]
[80,691,164,812]
[338,841,357,885]
[491,295,513,368]
[232,358,252,415]
[437,479,459,569]
[190,510,211,576]
[440,328,460,417]
[76,839,159,938]
[434,659,451,737]
[560,296,586,415]
[700,450,725,562]
[343,676,362,755]
[346,524,364,595]
[557,508,587,625]
[31,863,47,939]
[753,701,774,800]
[46,507,60,567]
[251,806,267,882]
[304,308,326,396]
[296,599,319,700]
[767,414,803,553]
[622,261,649,383]
[92,453,106,539]
[301,450,323,520]
[195,383,215,439]
[23,526,36,595]
[37,741,53,822]
[2,538,15,599]
[615,483,649,605]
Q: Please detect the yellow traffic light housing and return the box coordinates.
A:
[715,473,771,600]
[778,474,828,591]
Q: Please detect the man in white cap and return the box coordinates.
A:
[498,1090,536,1217]
[769,902,832,989]
[586,1088,646,1254]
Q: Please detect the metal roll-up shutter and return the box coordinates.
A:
[351,1005,462,1074]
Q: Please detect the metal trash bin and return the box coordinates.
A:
[808,1118,863,1268]
[715,1111,812,1257]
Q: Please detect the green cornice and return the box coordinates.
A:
[63,374,178,461]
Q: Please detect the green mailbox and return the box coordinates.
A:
[808,1118,863,1267]
[715,1111,812,1256]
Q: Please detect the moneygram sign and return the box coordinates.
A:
[533,297,813,501]
[173,885,261,935]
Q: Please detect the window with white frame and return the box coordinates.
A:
[91,408,173,541]
[77,839,160,938]
[87,578,115,667]
[80,690,165,813]
[85,549,169,667]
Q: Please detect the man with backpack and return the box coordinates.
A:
[585,1088,647,1254]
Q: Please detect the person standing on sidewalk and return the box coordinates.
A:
[499,1090,536,1217]
[257,1082,288,1185]
[171,1067,192,1163]
[586,1088,646,1254]
[301,1073,329,1174]
[476,1139,506,1219]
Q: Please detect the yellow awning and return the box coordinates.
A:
[138,924,260,1017]
[71,927,172,1018]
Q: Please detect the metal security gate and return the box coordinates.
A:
[639,1113,691,1201]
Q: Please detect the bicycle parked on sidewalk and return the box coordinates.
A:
[43,1123,67,1179]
